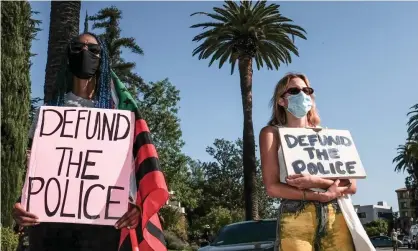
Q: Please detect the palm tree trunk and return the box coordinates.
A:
[238,56,259,220]
[44,1,80,103]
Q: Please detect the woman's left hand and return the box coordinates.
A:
[114,206,141,229]
[286,174,320,189]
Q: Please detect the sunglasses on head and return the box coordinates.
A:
[69,41,101,55]
[281,87,314,97]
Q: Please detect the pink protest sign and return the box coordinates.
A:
[21,106,134,226]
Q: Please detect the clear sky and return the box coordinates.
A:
[29,1,418,212]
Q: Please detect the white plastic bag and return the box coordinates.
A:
[338,195,376,251]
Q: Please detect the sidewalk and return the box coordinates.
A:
[376,247,408,250]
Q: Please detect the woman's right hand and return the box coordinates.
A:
[12,203,39,226]
[320,180,349,203]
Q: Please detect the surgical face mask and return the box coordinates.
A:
[286,92,313,118]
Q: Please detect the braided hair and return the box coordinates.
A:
[48,32,113,109]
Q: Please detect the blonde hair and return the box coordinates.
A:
[267,73,320,127]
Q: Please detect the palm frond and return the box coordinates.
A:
[190,22,225,29]
[229,52,240,75]
[393,140,418,172]
[394,144,409,172]
[407,103,418,138]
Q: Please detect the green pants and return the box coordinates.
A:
[275,199,355,251]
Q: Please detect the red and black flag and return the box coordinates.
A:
[111,71,169,251]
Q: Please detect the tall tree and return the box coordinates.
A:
[89,6,144,96]
[1,1,40,227]
[44,1,81,103]
[135,78,199,242]
[191,0,306,220]
[136,79,197,208]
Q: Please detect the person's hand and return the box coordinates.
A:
[114,206,140,229]
[12,203,39,227]
[286,174,320,189]
[319,180,349,203]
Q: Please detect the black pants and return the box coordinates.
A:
[28,223,120,251]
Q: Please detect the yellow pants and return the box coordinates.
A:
[276,200,355,251]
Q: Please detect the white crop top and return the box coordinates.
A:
[278,145,287,184]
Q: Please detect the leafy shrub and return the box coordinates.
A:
[1,227,19,251]
[364,219,389,237]
[164,230,188,250]
[160,206,188,241]
[364,226,381,237]
[194,206,244,234]
[188,242,199,251]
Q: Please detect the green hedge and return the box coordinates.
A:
[1,227,19,251]
[1,0,32,227]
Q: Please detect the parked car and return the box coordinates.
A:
[198,219,276,251]
[370,235,403,248]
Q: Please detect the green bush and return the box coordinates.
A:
[364,219,389,237]
[1,227,19,251]
[364,226,381,237]
[188,243,199,251]
[160,206,189,241]
[194,206,244,234]
[164,230,188,250]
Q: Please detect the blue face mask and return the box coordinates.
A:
[286,92,313,118]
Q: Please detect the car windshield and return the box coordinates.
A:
[211,221,276,246]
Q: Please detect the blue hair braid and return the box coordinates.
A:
[48,32,114,109]
[84,32,113,109]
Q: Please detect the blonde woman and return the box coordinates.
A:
[259,73,356,251]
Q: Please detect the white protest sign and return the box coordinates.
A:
[278,127,366,179]
[21,106,134,225]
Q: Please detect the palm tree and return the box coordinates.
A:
[190,0,306,220]
[394,104,418,174]
[43,1,81,103]
[89,6,144,96]
[394,103,418,218]
[394,141,418,174]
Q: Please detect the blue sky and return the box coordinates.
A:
[29,1,418,212]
